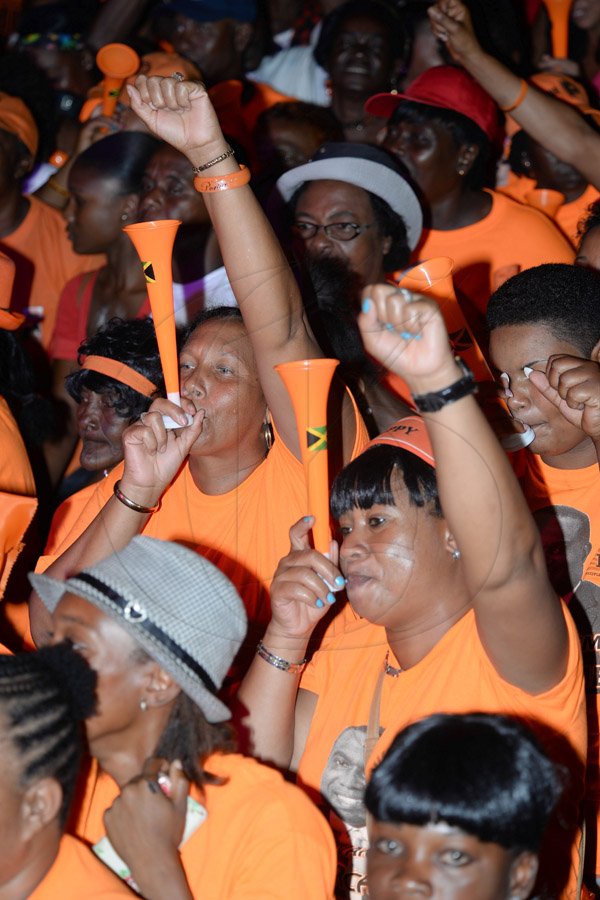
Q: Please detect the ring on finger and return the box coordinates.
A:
[171,71,185,82]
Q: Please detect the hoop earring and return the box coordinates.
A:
[261,409,273,452]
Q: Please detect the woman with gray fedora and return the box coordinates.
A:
[31,535,336,899]
[276,140,423,433]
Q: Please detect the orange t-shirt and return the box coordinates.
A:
[555,184,599,247]
[72,753,336,899]
[0,197,103,349]
[500,178,599,248]
[0,396,35,497]
[518,453,600,873]
[37,410,369,652]
[298,606,586,899]
[0,396,37,602]
[29,833,132,898]
[412,189,575,333]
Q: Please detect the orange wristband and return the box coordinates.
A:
[500,79,528,113]
[193,164,250,193]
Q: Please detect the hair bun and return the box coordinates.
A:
[36,643,97,722]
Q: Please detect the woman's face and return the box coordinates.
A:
[383,117,466,204]
[367,820,533,900]
[328,14,397,95]
[50,593,155,749]
[293,180,390,286]
[65,165,135,255]
[337,476,452,629]
[489,323,590,459]
[179,318,266,458]
[139,145,209,225]
[77,388,129,473]
[571,0,600,31]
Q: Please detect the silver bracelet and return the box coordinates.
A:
[193,147,235,173]
[256,640,307,674]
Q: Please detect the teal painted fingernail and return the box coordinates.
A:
[326,592,336,605]
[362,298,372,313]
[303,516,311,522]
[315,599,324,609]
[400,330,413,339]
[335,575,346,587]
[385,322,395,331]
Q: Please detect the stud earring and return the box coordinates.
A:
[121,212,128,222]
[451,548,461,561]
[140,698,148,711]
[457,167,466,177]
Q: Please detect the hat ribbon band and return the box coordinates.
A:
[74,573,218,696]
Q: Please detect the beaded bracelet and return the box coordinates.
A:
[113,479,160,514]
[194,164,250,193]
[500,79,528,113]
[256,640,307,674]
[192,146,235,173]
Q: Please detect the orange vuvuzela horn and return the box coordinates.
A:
[399,256,492,384]
[80,43,140,121]
[275,359,339,554]
[542,0,572,58]
[123,220,182,413]
[399,258,532,450]
[524,188,565,218]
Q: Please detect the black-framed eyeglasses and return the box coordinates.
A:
[292,221,375,242]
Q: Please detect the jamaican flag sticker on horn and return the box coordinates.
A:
[307,426,327,452]
[142,261,156,283]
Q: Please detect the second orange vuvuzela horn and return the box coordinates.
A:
[275,359,339,554]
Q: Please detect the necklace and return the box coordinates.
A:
[384,650,403,678]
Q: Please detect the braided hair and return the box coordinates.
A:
[0,644,96,826]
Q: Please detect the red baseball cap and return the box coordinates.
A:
[366,65,500,144]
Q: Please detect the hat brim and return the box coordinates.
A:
[29,571,233,723]
[276,156,423,251]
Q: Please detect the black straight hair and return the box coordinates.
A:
[366,712,564,852]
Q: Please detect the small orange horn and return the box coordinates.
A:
[123,220,181,406]
[96,43,140,117]
[275,359,339,554]
[399,256,493,383]
[542,0,573,58]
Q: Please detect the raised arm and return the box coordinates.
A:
[358,285,568,694]
[429,0,600,191]
[128,76,356,459]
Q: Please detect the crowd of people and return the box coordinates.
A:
[0,0,599,897]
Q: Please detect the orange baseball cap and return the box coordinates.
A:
[367,414,435,467]
[0,92,38,158]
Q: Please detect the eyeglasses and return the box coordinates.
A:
[292,221,375,242]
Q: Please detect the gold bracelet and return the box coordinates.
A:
[47,176,70,198]
[194,164,250,193]
[192,147,235,172]
[113,479,160,514]
[500,79,528,113]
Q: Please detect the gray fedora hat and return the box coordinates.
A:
[276,141,423,251]
[30,536,247,723]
